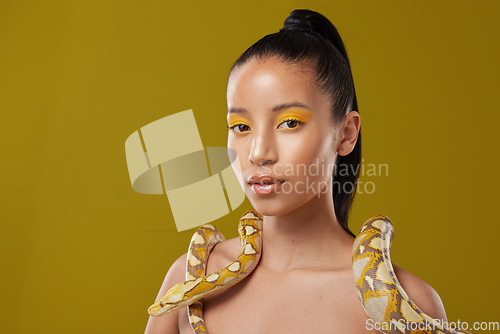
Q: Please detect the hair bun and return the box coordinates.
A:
[281,9,316,33]
[280,9,333,41]
[281,9,350,66]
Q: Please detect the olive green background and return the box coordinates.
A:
[1,1,498,333]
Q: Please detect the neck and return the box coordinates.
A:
[258,193,355,272]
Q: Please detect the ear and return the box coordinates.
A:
[337,111,360,156]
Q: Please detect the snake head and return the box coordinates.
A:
[148,279,200,316]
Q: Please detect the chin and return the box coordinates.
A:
[246,193,304,218]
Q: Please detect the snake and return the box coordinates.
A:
[147,209,263,332]
[148,209,467,334]
[352,215,467,334]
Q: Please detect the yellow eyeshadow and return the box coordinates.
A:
[227,108,313,128]
[228,121,249,129]
[277,108,313,124]
[280,115,304,123]
[227,116,249,128]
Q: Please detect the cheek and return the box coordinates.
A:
[278,129,336,177]
[227,137,248,187]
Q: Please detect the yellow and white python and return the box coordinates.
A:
[148,209,466,334]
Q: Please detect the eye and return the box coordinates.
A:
[277,117,304,129]
[228,123,251,133]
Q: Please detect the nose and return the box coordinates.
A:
[248,130,278,166]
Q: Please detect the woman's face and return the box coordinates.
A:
[226,57,341,217]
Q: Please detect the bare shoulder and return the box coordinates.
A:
[392,263,448,322]
[144,252,188,334]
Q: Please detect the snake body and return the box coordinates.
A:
[148,210,466,334]
[147,210,263,319]
[352,215,466,334]
[185,224,225,333]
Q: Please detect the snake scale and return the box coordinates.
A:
[148,209,466,334]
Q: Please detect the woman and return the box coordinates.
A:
[145,9,447,333]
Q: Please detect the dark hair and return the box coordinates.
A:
[228,9,360,237]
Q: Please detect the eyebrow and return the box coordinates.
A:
[227,102,312,115]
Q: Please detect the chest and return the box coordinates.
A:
[179,268,381,333]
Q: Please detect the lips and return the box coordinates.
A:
[248,175,285,195]
[248,174,285,185]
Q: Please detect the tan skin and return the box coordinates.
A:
[145,56,448,333]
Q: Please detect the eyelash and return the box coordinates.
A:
[227,117,304,133]
[279,117,304,129]
[227,123,250,133]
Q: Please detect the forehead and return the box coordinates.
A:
[227,57,329,111]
